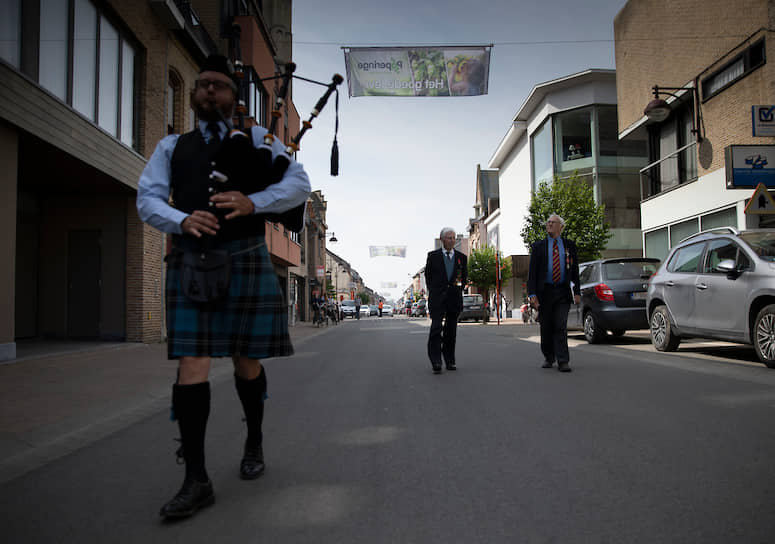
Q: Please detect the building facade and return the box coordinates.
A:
[0,0,303,361]
[486,69,648,306]
[614,0,775,260]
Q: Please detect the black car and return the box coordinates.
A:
[458,294,484,322]
[567,258,660,343]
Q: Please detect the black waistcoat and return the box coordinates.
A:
[170,130,265,242]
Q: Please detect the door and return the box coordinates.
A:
[692,238,750,339]
[661,241,705,330]
[67,230,101,338]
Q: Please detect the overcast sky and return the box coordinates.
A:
[290,0,629,300]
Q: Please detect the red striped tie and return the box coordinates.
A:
[552,239,561,284]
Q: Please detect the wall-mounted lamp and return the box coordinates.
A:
[328,232,338,243]
[643,85,703,142]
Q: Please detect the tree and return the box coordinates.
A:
[468,246,512,320]
[357,292,370,305]
[520,173,612,262]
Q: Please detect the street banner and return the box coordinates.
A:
[343,46,491,97]
[369,245,407,258]
[381,281,398,288]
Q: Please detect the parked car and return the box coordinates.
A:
[369,304,378,316]
[646,228,775,367]
[567,257,661,343]
[359,304,371,317]
[340,299,358,319]
[412,299,427,317]
[459,294,485,322]
[382,304,393,317]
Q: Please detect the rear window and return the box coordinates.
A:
[464,295,483,303]
[602,261,659,280]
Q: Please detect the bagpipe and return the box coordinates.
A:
[208,21,343,233]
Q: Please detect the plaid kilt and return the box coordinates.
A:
[165,236,294,360]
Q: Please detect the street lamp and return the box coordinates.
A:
[328,232,338,243]
[643,84,703,141]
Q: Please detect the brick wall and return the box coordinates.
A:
[615,0,775,176]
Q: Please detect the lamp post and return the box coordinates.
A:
[643,84,702,142]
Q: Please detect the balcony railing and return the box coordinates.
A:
[638,140,698,201]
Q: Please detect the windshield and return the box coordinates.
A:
[342,300,355,306]
[739,232,775,262]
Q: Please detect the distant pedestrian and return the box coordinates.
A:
[527,214,580,372]
[425,227,468,373]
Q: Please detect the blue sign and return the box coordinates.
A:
[752,105,775,137]
[726,145,775,188]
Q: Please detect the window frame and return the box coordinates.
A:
[701,39,766,102]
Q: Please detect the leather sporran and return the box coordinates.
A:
[180,249,231,303]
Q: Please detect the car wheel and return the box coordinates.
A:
[650,305,680,352]
[583,312,605,344]
[611,329,626,337]
[753,304,775,368]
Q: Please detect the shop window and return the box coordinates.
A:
[701,207,737,231]
[644,228,669,261]
[670,217,699,246]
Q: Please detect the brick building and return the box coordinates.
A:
[0,0,303,361]
[615,0,775,259]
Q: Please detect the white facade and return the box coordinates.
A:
[488,70,630,257]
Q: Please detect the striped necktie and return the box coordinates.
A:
[552,239,561,284]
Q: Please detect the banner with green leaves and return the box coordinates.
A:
[344,46,491,97]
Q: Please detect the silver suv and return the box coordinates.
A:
[647,228,775,367]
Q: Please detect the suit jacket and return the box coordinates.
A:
[527,237,581,304]
[424,248,468,316]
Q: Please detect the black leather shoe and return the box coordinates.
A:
[240,444,265,480]
[446,363,457,371]
[432,364,442,374]
[542,361,554,368]
[558,363,572,372]
[159,478,214,519]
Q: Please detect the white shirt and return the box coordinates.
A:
[136,120,311,234]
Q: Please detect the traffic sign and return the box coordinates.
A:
[744,183,775,215]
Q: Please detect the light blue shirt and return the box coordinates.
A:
[546,235,566,284]
[136,120,311,234]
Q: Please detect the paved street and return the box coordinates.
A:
[2,316,775,543]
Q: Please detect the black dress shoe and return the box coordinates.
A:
[432,364,442,374]
[446,363,457,371]
[542,360,554,368]
[240,443,265,480]
[558,362,572,372]
[159,478,215,519]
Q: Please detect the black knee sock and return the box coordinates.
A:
[234,369,267,449]
[172,382,210,482]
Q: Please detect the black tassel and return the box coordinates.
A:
[330,138,339,176]
[330,89,340,176]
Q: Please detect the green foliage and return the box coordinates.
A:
[357,292,369,305]
[325,283,335,298]
[520,173,612,262]
[468,246,512,293]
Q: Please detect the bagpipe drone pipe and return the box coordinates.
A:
[207,22,342,233]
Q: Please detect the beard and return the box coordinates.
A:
[193,97,234,123]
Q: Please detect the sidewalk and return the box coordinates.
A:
[0,320,330,485]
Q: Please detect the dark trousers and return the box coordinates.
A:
[428,311,459,366]
[538,284,571,364]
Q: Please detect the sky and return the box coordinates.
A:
[290,0,629,301]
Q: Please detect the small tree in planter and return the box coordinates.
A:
[467,246,512,322]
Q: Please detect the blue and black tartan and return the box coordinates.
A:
[165,236,294,360]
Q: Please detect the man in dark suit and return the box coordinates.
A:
[425,227,468,374]
[527,214,581,372]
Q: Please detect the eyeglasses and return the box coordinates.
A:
[195,79,236,92]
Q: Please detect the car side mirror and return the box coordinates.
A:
[716,259,740,278]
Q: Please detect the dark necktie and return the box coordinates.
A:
[206,122,221,157]
[552,239,561,284]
